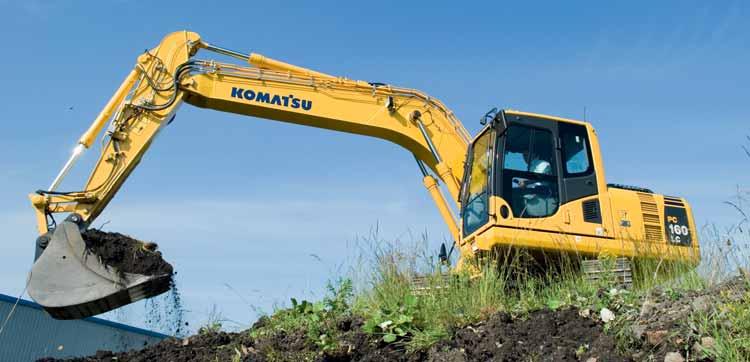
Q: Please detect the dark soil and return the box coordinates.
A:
[429,308,628,362]
[40,307,628,362]
[41,277,749,362]
[82,229,173,276]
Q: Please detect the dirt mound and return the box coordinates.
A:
[38,332,250,362]
[625,276,748,361]
[430,308,627,362]
[40,308,626,362]
[81,229,173,276]
[43,276,750,361]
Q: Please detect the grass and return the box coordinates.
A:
[688,281,750,360]
[243,224,750,360]
[354,247,656,352]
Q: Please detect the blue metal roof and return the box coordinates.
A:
[0,293,170,339]
[0,293,170,361]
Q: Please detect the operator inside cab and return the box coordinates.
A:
[504,125,559,218]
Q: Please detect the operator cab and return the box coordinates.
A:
[460,109,600,239]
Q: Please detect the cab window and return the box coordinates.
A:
[462,129,494,236]
[501,125,559,218]
[561,124,592,176]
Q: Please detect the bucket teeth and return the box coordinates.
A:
[27,221,172,319]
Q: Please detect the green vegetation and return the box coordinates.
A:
[240,226,750,361]
[248,245,701,351]
[687,282,750,360]
[250,279,353,351]
[198,304,225,335]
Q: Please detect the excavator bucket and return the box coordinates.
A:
[28,220,172,319]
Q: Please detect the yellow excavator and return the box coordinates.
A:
[27,31,700,319]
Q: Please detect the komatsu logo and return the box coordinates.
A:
[231,87,313,111]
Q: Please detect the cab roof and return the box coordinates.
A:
[505,109,591,127]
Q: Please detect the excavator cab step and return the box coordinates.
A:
[28,218,172,319]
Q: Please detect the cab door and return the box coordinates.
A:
[461,127,496,237]
[496,119,561,220]
[559,123,598,208]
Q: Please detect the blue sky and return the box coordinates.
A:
[0,1,748,334]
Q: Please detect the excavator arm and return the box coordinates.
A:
[28,31,472,318]
[31,31,469,238]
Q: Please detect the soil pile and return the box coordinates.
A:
[624,276,748,361]
[39,274,747,361]
[82,229,173,276]
[429,308,627,361]
[40,307,627,362]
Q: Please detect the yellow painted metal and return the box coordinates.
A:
[31,31,202,229]
[248,53,335,79]
[31,31,469,237]
[29,194,49,234]
[460,110,700,264]
[75,31,201,224]
[78,68,139,148]
[435,162,461,202]
[31,31,700,269]
[422,175,459,243]
[181,63,469,192]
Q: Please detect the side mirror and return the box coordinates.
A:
[438,243,449,264]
